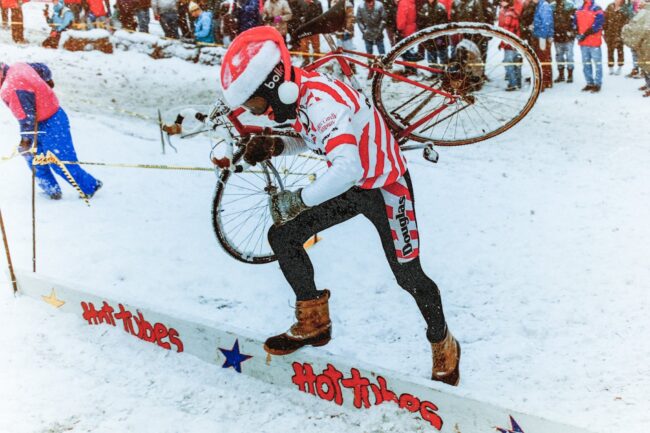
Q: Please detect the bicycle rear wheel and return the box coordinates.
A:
[212,148,327,264]
[372,23,542,146]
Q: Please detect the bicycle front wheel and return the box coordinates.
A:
[212,149,327,264]
[372,23,542,146]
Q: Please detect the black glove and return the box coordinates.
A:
[243,135,284,166]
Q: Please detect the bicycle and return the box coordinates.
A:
[161,4,542,264]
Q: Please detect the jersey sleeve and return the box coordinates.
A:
[300,100,364,206]
[278,136,309,156]
[6,89,38,143]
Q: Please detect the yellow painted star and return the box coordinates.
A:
[41,288,65,308]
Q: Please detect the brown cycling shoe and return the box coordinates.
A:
[431,329,461,386]
[264,290,332,356]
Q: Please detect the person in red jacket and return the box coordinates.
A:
[498,0,522,90]
[396,0,418,74]
[574,0,604,92]
[86,0,111,28]
[1,0,25,43]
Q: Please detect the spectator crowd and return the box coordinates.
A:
[1,0,649,96]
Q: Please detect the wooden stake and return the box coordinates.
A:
[0,209,18,293]
[31,120,39,273]
[31,159,36,273]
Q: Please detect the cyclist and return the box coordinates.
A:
[219,26,461,385]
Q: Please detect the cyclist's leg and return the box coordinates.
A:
[360,172,447,343]
[268,190,362,301]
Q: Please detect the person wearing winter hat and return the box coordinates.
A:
[0,62,102,200]
[262,0,292,38]
[219,26,460,386]
[190,1,215,43]
[575,0,605,92]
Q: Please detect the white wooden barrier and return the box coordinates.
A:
[11,269,597,433]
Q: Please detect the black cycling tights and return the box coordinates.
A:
[268,172,447,343]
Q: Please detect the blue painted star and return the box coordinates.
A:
[495,416,525,433]
[218,339,252,373]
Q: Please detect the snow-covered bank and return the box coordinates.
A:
[2,22,650,433]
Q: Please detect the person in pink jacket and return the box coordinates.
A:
[0,62,102,199]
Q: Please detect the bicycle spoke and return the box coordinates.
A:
[221,201,268,227]
[375,26,540,145]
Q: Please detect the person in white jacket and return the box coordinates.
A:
[219,26,461,385]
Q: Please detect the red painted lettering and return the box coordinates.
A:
[341,368,371,409]
[369,375,398,405]
[114,304,135,335]
[97,301,116,326]
[398,393,421,413]
[80,300,184,353]
[81,301,100,325]
[290,362,444,430]
[292,362,317,395]
[315,374,336,401]
[133,311,155,342]
[322,364,344,406]
[419,401,443,430]
[153,323,171,350]
[168,328,184,353]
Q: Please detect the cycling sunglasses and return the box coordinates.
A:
[243,95,270,115]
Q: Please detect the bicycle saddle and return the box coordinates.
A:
[291,0,345,41]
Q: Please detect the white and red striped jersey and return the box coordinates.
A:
[291,68,407,206]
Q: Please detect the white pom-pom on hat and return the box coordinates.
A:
[278,81,299,104]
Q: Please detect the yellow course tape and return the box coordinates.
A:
[32,151,90,205]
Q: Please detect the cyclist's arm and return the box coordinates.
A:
[277,136,309,155]
[302,144,362,206]
[300,102,363,206]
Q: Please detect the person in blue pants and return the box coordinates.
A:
[1,62,102,199]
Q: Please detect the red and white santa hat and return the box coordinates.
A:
[219,26,299,108]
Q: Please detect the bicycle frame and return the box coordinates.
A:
[169,34,447,171]
[222,34,457,146]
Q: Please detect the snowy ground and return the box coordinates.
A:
[2,5,650,433]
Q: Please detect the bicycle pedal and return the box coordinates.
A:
[423,144,439,164]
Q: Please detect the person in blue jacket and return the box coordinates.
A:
[0,62,102,200]
[533,0,555,89]
[42,0,74,49]
[237,0,260,33]
[189,1,215,43]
